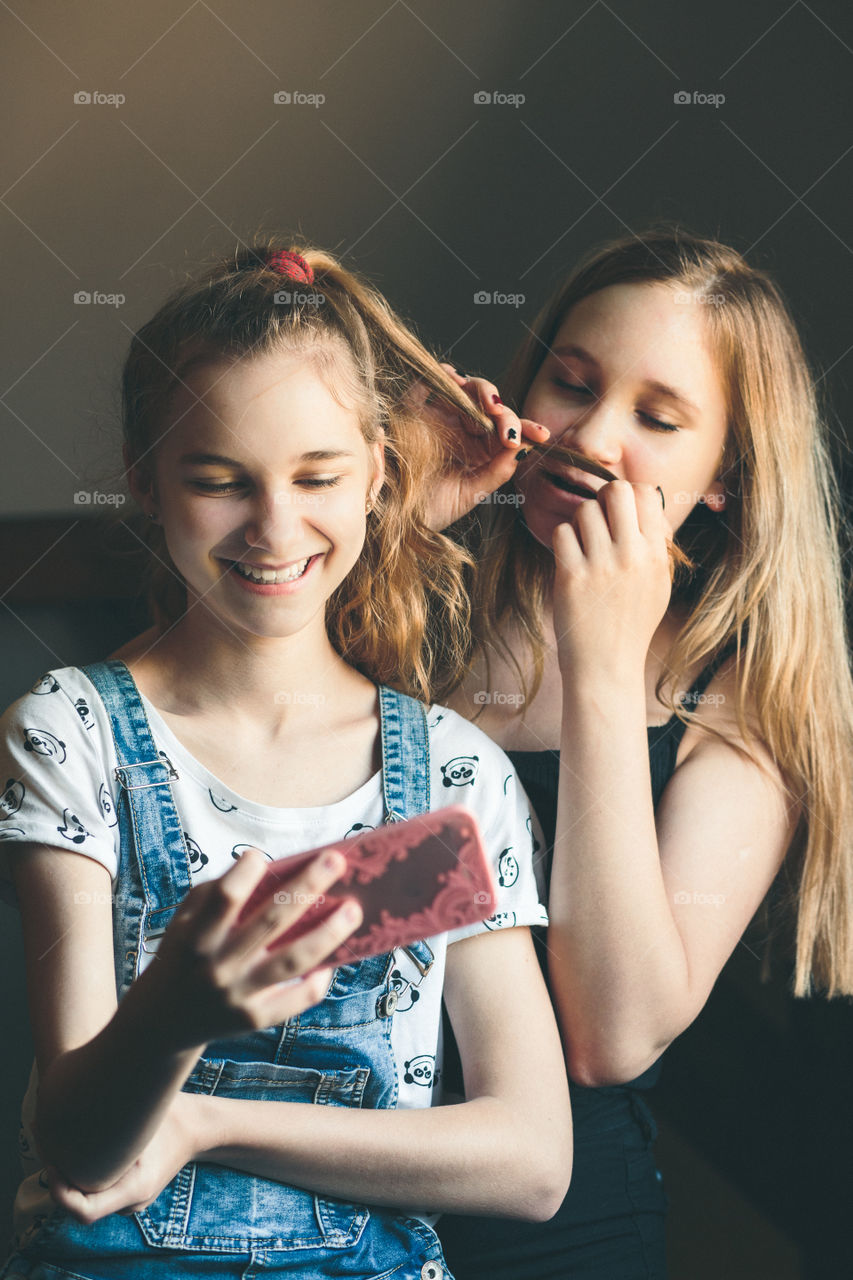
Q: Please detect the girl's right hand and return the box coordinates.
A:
[139,847,361,1051]
[415,364,550,531]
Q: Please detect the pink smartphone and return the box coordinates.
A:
[237,805,497,969]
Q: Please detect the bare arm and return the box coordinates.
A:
[12,842,359,1190]
[549,671,796,1085]
[56,926,572,1224]
[546,481,797,1085]
[192,927,571,1220]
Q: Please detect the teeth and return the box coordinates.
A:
[234,557,310,584]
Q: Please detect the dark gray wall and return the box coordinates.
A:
[1,0,851,516]
[2,2,851,1274]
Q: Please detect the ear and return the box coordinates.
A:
[368,434,386,506]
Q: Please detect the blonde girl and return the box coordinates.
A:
[429,228,853,1279]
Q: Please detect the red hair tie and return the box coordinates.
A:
[266,249,314,285]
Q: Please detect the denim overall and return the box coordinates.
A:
[4,660,451,1280]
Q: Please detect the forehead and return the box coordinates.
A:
[164,350,367,455]
[551,282,725,408]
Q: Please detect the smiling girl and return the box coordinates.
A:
[430,228,853,1278]
[0,242,570,1280]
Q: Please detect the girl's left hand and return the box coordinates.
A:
[45,1092,201,1224]
[552,480,674,683]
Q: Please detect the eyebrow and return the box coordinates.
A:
[179,450,357,466]
[550,344,700,415]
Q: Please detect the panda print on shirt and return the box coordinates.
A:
[185,833,209,873]
[404,1054,440,1090]
[30,674,60,696]
[1,779,25,821]
[58,808,92,845]
[23,728,66,763]
[497,847,519,888]
[440,755,479,789]
[231,843,271,862]
[73,697,95,731]
[98,782,118,829]
[209,789,237,813]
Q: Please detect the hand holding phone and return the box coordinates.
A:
[238,805,497,971]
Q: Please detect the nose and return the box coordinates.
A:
[556,399,622,469]
[242,485,306,553]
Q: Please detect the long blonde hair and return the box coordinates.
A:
[460,227,853,997]
[119,237,491,705]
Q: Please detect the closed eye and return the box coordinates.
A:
[638,412,678,432]
[553,377,593,396]
[191,476,343,493]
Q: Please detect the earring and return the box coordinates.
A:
[365,497,374,514]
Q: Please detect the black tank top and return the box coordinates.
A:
[437,650,735,1278]
[505,648,734,1090]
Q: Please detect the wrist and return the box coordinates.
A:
[115,962,207,1063]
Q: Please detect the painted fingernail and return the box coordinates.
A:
[492,394,502,405]
[515,447,531,460]
[343,900,361,923]
[322,850,344,872]
[507,428,517,441]
[656,485,666,510]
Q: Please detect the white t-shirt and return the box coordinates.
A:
[0,666,548,1238]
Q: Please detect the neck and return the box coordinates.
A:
[135,609,365,735]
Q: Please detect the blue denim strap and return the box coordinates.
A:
[377,683,430,822]
[82,665,434,995]
[81,659,192,999]
[377,685,434,975]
